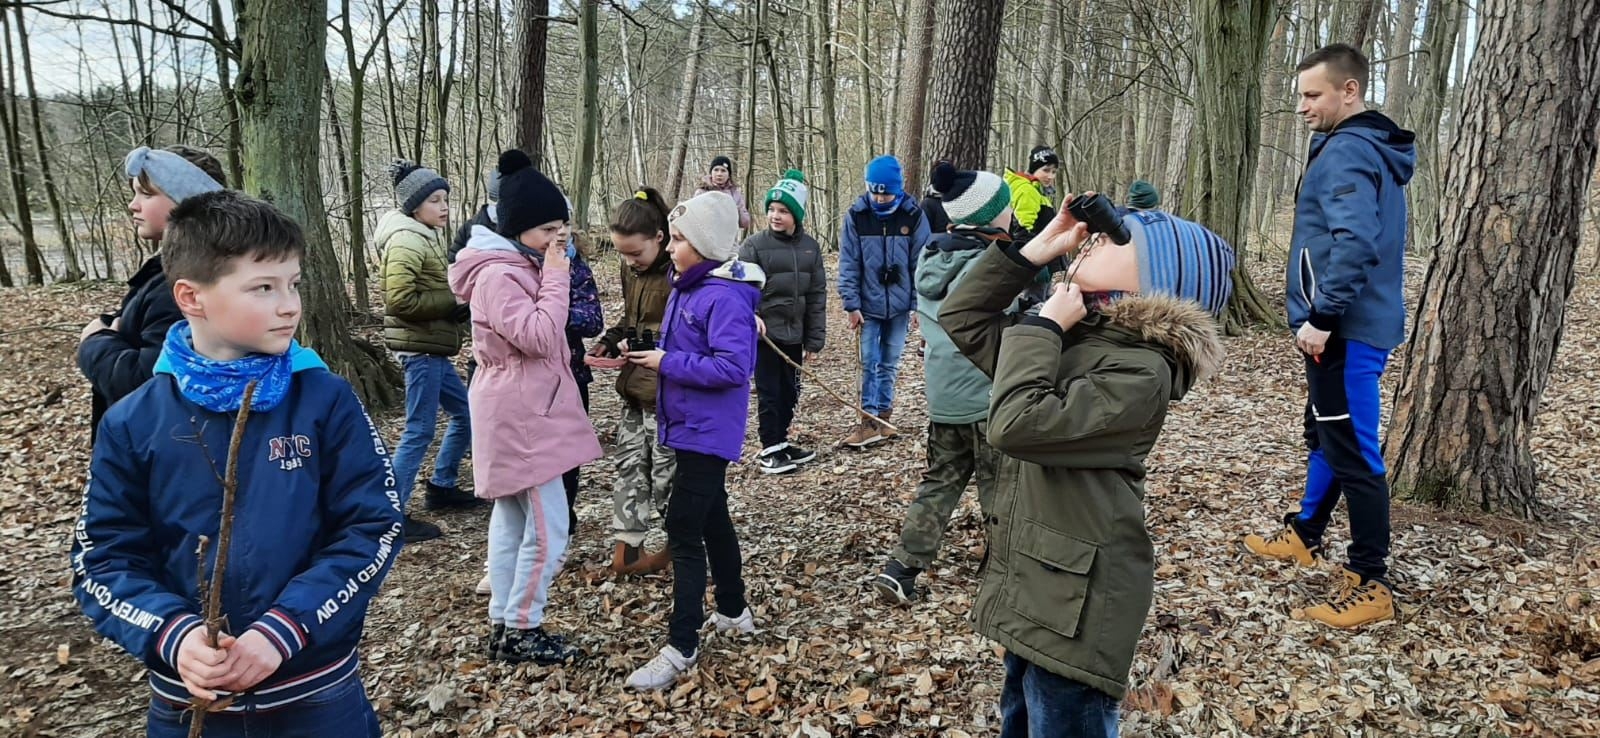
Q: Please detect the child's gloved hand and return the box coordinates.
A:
[1039,282,1088,332]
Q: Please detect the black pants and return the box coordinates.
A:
[665,450,747,656]
[1291,338,1392,581]
[754,340,803,449]
[563,380,592,532]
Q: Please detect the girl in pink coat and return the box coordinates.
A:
[448,150,602,665]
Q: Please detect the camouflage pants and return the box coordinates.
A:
[612,405,677,546]
[892,421,1000,570]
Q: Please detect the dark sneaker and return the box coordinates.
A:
[785,444,817,465]
[872,559,922,605]
[402,515,442,543]
[496,626,583,665]
[424,482,487,510]
[758,444,798,475]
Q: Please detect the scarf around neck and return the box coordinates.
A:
[153,321,325,413]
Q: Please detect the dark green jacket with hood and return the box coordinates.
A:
[940,245,1224,699]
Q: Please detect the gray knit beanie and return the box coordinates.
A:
[388,158,450,215]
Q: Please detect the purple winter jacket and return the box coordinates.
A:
[655,258,767,462]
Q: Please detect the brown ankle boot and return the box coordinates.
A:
[877,410,899,440]
[611,541,670,576]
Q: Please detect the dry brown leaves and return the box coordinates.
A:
[2,256,1598,737]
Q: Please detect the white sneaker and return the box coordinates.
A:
[708,606,757,635]
[625,645,697,690]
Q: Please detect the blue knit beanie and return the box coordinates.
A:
[1124,210,1236,317]
[863,155,904,196]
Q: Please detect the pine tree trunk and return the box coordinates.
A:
[1186,0,1280,334]
[858,0,875,156]
[665,7,706,201]
[570,0,599,228]
[896,0,937,195]
[926,0,1006,168]
[514,0,550,166]
[13,5,84,282]
[1387,0,1600,517]
[237,0,400,409]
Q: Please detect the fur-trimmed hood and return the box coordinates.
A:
[1097,294,1225,399]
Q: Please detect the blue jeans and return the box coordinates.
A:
[1000,652,1119,738]
[146,675,380,737]
[858,313,909,416]
[391,354,471,506]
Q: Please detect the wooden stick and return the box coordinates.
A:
[188,381,257,737]
[759,332,898,435]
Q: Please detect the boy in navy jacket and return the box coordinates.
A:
[71,190,403,736]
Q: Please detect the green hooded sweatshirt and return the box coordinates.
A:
[916,230,1001,424]
[940,244,1224,699]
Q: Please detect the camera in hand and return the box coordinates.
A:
[1066,193,1130,245]
[878,265,903,286]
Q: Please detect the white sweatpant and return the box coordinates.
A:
[487,478,570,630]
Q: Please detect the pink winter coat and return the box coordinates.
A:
[448,226,603,498]
[694,175,753,231]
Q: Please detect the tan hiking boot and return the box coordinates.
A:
[611,541,671,576]
[1305,577,1394,629]
[877,410,899,441]
[1243,521,1319,567]
[843,419,886,448]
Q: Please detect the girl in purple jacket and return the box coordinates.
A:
[623,191,766,690]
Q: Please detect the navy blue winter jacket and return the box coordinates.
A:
[1287,110,1416,350]
[77,255,184,434]
[839,194,931,320]
[70,354,403,711]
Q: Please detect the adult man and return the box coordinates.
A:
[1243,43,1415,629]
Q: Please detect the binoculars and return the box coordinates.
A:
[600,326,658,357]
[1066,193,1130,245]
[878,266,903,286]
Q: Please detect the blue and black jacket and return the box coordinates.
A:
[839,194,931,321]
[70,352,404,711]
[1287,110,1416,351]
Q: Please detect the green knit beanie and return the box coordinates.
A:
[1127,179,1160,210]
[765,169,810,226]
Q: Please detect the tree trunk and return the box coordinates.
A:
[1186,0,1280,334]
[896,0,937,195]
[1252,12,1290,244]
[570,0,599,228]
[13,5,84,282]
[665,6,706,201]
[926,0,1006,168]
[337,0,375,314]
[617,17,647,186]
[0,10,43,285]
[1387,0,1600,516]
[1408,0,1464,252]
[818,0,842,235]
[1383,0,1418,128]
[764,34,791,169]
[1342,0,1382,48]
[237,0,400,409]
[514,0,550,166]
[857,0,875,156]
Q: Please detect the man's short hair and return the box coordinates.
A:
[1296,43,1369,92]
[163,190,305,285]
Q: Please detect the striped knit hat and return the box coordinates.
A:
[765,169,810,225]
[388,158,450,216]
[930,162,1010,227]
[1124,210,1236,316]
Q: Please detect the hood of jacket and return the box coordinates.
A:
[449,225,534,303]
[375,209,438,248]
[1310,110,1416,186]
[1097,294,1225,400]
[917,232,991,302]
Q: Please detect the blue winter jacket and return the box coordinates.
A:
[1287,110,1416,350]
[70,353,404,711]
[839,194,931,320]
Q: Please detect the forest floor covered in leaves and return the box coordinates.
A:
[2,254,1599,737]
